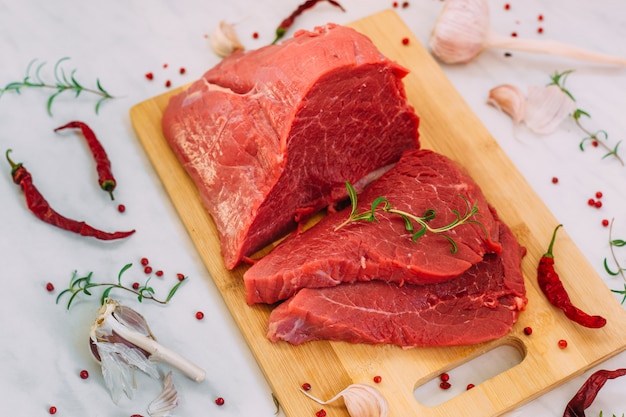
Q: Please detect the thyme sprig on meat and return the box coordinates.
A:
[56,263,187,309]
[548,70,624,165]
[335,182,483,254]
[0,57,115,116]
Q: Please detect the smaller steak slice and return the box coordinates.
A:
[267,222,527,347]
[162,23,419,269]
[244,149,502,305]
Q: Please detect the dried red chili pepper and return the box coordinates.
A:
[54,121,117,200]
[563,368,626,416]
[5,149,135,241]
[537,224,606,328]
[273,0,346,44]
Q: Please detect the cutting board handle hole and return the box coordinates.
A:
[413,337,526,407]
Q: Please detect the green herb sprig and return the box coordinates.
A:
[548,70,624,166]
[603,218,626,303]
[56,263,187,309]
[334,182,484,254]
[0,57,115,116]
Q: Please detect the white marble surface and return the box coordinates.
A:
[1,0,626,416]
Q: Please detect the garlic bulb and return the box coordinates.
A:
[210,21,245,58]
[487,83,576,135]
[430,0,626,65]
[301,383,389,417]
[487,84,525,126]
[90,299,205,402]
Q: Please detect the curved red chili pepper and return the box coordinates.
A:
[537,224,606,328]
[54,121,117,200]
[563,368,626,416]
[6,149,134,241]
[273,0,346,44]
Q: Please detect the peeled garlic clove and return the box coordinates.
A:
[301,383,389,417]
[210,21,245,58]
[487,84,526,125]
[147,371,179,417]
[429,0,490,64]
[523,85,577,135]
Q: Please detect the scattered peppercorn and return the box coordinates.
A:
[144,266,153,274]
[80,369,89,379]
[315,409,327,417]
[177,273,186,281]
[145,72,154,80]
[373,375,382,383]
[523,326,533,335]
[215,397,225,406]
[439,381,451,390]
[46,282,55,292]
[163,63,168,69]
[537,27,544,34]
[117,204,126,213]
[165,80,172,88]
[587,198,596,206]
[466,383,475,390]
[402,1,409,7]
[196,311,205,320]
[440,373,450,382]
[49,406,57,415]
[179,67,186,75]
[504,3,510,10]
[602,219,610,227]
[558,339,568,349]
[392,1,398,6]
[252,32,259,39]
[551,176,559,184]
[401,37,410,45]
[595,191,603,199]
[511,32,518,37]
[132,282,140,290]
[302,382,312,391]
[538,14,544,21]
[156,270,164,277]
[141,257,149,266]
[594,200,603,209]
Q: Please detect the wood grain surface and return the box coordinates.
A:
[129,9,626,417]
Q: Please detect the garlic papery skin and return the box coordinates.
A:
[430,0,626,66]
[90,299,206,384]
[523,85,577,135]
[429,0,490,64]
[301,383,389,417]
[147,371,179,417]
[210,21,245,58]
[487,84,526,126]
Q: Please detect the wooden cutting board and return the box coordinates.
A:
[129,9,626,417]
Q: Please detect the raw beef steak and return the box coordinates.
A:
[244,149,502,305]
[161,23,419,269]
[267,222,527,347]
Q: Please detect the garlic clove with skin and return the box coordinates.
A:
[523,85,577,135]
[487,84,526,126]
[210,21,245,58]
[430,0,626,66]
[90,298,206,402]
[301,383,389,417]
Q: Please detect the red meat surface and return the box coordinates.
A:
[161,24,419,269]
[267,222,527,347]
[244,149,502,305]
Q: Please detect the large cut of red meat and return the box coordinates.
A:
[161,24,420,269]
[244,149,503,305]
[267,222,527,347]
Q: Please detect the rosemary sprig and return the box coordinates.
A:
[548,70,624,166]
[334,182,483,254]
[56,263,187,309]
[603,218,626,303]
[0,57,115,116]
